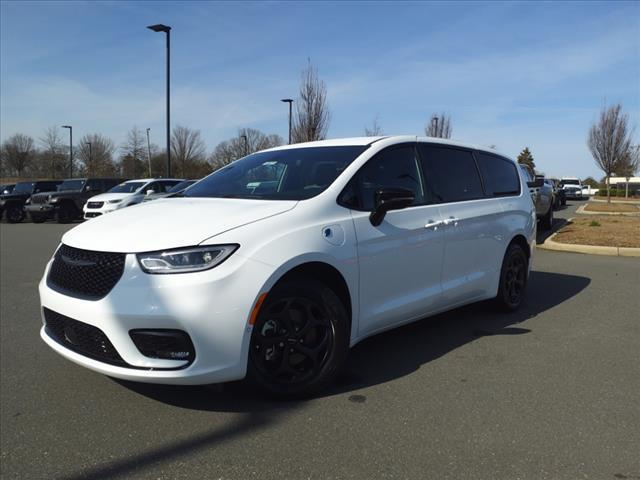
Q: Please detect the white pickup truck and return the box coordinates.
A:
[560,177,583,199]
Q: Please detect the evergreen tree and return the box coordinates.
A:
[517,147,535,171]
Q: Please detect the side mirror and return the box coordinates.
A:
[146,189,155,195]
[527,178,544,188]
[369,187,415,226]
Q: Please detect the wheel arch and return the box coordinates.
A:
[265,261,353,336]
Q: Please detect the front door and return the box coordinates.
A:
[340,144,445,337]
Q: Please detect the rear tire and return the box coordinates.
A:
[248,277,350,398]
[494,243,528,312]
[6,206,24,223]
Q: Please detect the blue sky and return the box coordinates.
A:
[1,0,638,179]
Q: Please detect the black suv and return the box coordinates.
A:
[0,180,62,223]
[26,178,123,223]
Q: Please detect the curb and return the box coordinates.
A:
[537,232,640,257]
[576,205,640,216]
[590,198,640,205]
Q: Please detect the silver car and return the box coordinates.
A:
[519,165,553,230]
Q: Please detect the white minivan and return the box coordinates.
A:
[83,178,183,219]
[40,136,536,396]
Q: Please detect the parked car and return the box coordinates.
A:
[83,178,184,219]
[142,179,198,202]
[39,136,536,397]
[545,178,566,208]
[0,180,62,223]
[1,183,16,195]
[26,178,123,223]
[560,177,583,199]
[519,165,553,230]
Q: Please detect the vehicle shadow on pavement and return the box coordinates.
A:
[537,218,568,244]
[116,271,590,410]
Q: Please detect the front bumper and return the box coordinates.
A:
[25,204,55,216]
[83,204,121,219]
[39,249,274,385]
[564,190,583,199]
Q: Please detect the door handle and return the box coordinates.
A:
[424,220,442,230]
[443,217,460,226]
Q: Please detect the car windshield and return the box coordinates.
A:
[109,181,146,193]
[184,146,368,200]
[167,180,196,193]
[561,179,580,185]
[13,182,35,194]
[57,179,86,191]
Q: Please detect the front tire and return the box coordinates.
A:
[248,278,349,397]
[541,205,553,231]
[494,243,528,312]
[6,206,24,223]
[30,213,46,223]
[56,203,76,223]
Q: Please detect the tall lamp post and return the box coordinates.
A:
[146,128,152,177]
[86,141,92,176]
[61,125,73,177]
[240,134,248,157]
[432,116,439,137]
[281,98,293,144]
[147,23,172,177]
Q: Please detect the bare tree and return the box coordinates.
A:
[291,60,331,143]
[209,128,284,171]
[364,117,383,137]
[76,134,117,177]
[587,104,634,203]
[38,126,68,178]
[0,133,36,177]
[171,125,207,178]
[425,113,452,139]
[120,127,147,178]
[617,145,640,198]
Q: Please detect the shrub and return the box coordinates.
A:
[589,220,601,227]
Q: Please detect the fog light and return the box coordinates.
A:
[129,329,195,363]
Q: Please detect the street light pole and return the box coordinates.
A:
[146,128,152,177]
[147,23,172,178]
[240,134,248,156]
[432,116,439,137]
[86,141,92,176]
[281,99,293,144]
[61,125,73,177]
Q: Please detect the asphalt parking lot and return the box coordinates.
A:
[1,202,639,480]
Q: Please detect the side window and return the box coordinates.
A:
[145,182,160,193]
[417,145,484,203]
[340,145,425,211]
[160,180,180,192]
[519,165,533,183]
[476,153,520,197]
[86,179,101,191]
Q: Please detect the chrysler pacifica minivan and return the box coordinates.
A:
[39,136,536,396]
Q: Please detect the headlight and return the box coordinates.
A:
[137,245,239,274]
[108,199,123,204]
[25,198,31,204]
[50,197,58,203]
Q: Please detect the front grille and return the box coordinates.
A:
[31,195,48,205]
[43,308,126,366]
[47,244,125,300]
[84,212,102,218]
[86,201,104,209]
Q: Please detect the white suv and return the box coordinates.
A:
[560,177,583,199]
[39,136,536,396]
[83,178,183,219]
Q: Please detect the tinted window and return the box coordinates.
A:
[185,146,367,200]
[57,179,86,191]
[109,182,146,193]
[167,180,196,193]
[339,145,425,210]
[476,153,520,197]
[417,145,484,203]
[519,165,533,182]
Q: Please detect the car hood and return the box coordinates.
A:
[88,192,136,202]
[62,197,298,253]
[36,190,83,200]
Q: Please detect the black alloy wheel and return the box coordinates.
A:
[249,278,349,397]
[6,206,24,223]
[495,244,528,312]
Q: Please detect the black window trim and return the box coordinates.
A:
[473,150,522,198]
[337,142,434,212]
